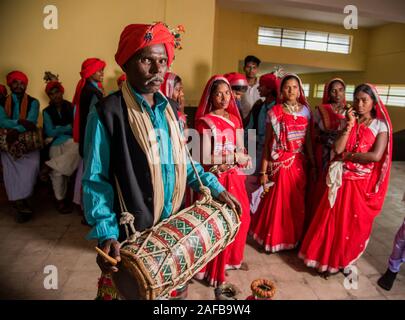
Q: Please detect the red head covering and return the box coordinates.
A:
[322,78,346,105]
[117,74,127,87]
[0,84,7,96]
[161,72,178,99]
[279,73,309,107]
[6,71,28,87]
[259,73,280,91]
[115,22,175,69]
[223,72,248,88]
[195,75,242,126]
[45,81,65,95]
[259,72,282,104]
[72,57,106,142]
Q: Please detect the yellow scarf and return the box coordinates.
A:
[121,80,187,224]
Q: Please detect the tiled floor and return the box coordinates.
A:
[1,163,404,300]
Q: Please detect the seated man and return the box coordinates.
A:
[83,22,241,299]
[43,78,80,213]
[0,71,40,223]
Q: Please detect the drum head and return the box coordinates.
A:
[111,258,150,300]
[112,267,141,300]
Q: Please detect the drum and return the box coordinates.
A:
[112,197,240,300]
[0,128,43,158]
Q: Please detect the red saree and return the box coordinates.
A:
[307,78,347,228]
[299,84,392,273]
[194,75,250,286]
[250,103,310,252]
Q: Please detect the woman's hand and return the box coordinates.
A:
[345,107,356,127]
[235,152,252,168]
[258,173,269,186]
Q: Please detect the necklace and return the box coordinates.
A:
[332,103,345,115]
[283,102,299,120]
[354,117,373,149]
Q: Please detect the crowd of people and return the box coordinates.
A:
[0,21,403,299]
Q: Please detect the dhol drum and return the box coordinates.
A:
[112,192,241,300]
[0,128,43,158]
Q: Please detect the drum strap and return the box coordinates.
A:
[121,81,187,225]
[114,143,213,245]
[114,175,141,243]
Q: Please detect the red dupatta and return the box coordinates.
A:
[161,72,177,99]
[195,75,242,127]
[317,78,347,131]
[321,78,346,105]
[279,73,309,108]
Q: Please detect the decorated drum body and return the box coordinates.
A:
[112,199,240,300]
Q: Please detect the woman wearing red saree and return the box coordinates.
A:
[250,73,314,253]
[306,79,347,227]
[194,75,251,286]
[299,84,392,276]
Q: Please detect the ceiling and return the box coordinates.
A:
[218,0,405,27]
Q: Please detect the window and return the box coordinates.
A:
[345,85,355,102]
[302,83,310,97]
[375,85,405,107]
[258,27,352,54]
[314,84,324,98]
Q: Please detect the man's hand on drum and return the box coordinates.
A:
[216,191,242,216]
[97,238,121,273]
[18,119,37,131]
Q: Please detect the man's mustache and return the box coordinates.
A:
[145,76,164,85]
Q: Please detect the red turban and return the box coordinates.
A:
[6,71,28,87]
[223,72,248,87]
[115,22,175,68]
[259,73,280,92]
[45,81,65,95]
[0,84,7,96]
[72,57,106,142]
[80,58,106,79]
[117,73,127,86]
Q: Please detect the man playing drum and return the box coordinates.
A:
[82,22,241,300]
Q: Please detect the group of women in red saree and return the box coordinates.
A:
[182,72,392,285]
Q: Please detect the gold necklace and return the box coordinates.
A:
[283,102,299,120]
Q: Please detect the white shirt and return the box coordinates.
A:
[240,81,262,119]
[369,119,388,136]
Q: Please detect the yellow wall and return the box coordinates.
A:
[2,2,405,130]
[364,23,405,132]
[0,0,216,114]
[365,23,405,84]
[213,7,370,75]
